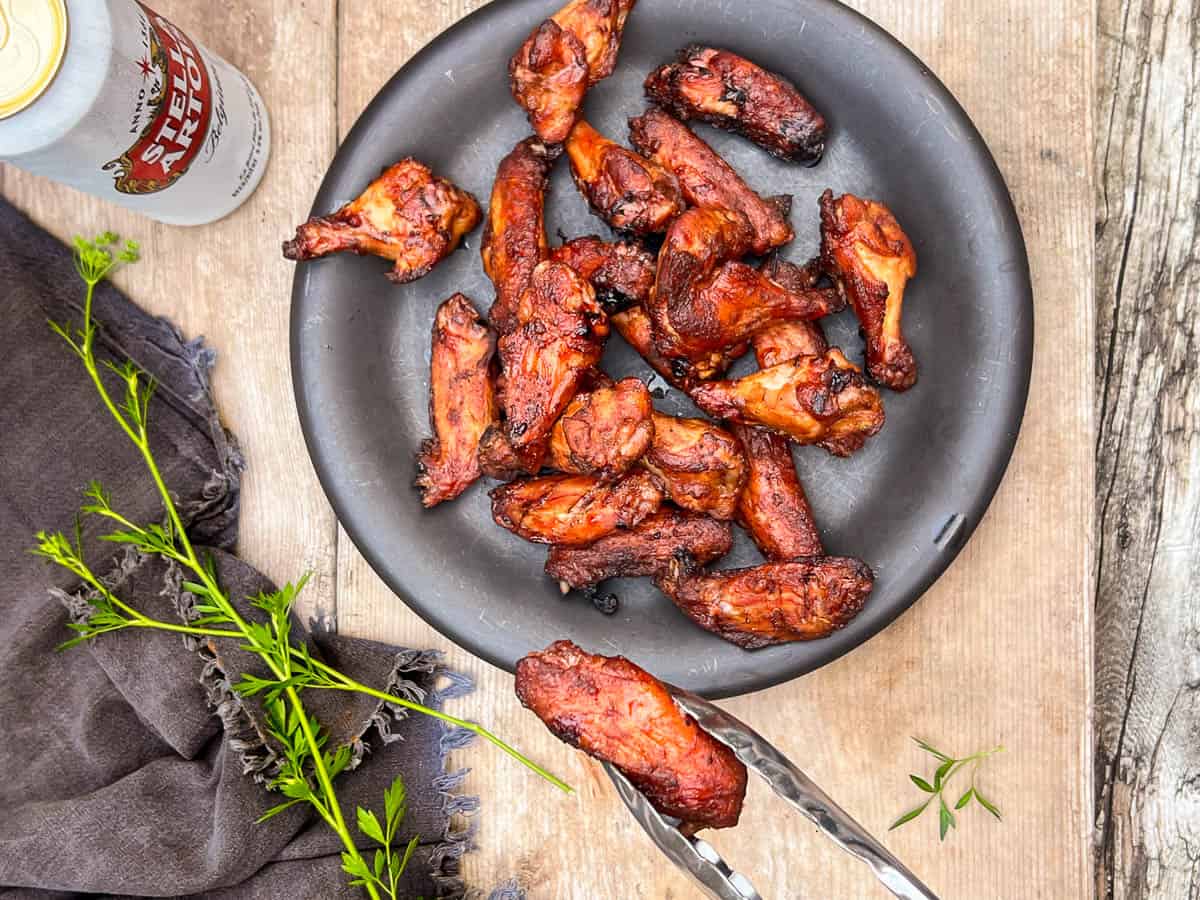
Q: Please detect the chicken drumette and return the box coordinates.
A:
[629,107,793,254]
[283,159,481,283]
[510,0,636,144]
[415,294,498,507]
[515,640,747,831]
[819,190,919,391]
[545,507,732,589]
[644,45,827,164]
[548,377,655,479]
[548,236,655,308]
[690,350,885,457]
[641,412,747,520]
[565,119,684,235]
[490,472,661,546]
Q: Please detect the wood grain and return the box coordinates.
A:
[1095,1,1200,897]
[0,0,1096,897]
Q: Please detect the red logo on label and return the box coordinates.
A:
[103,5,211,194]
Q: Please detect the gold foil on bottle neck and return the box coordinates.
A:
[0,0,68,120]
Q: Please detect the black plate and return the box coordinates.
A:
[290,0,1032,698]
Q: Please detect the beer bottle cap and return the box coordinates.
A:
[0,0,68,120]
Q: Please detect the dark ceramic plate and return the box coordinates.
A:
[290,0,1032,698]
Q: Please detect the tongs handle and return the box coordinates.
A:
[669,688,939,900]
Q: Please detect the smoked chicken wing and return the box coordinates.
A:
[549,236,655,308]
[490,472,661,546]
[611,304,742,390]
[641,412,747,520]
[415,294,497,507]
[731,424,823,559]
[656,557,873,648]
[545,507,732,589]
[482,138,557,334]
[497,261,609,472]
[548,377,655,479]
[819,190,918,391]
[690,350,885,457]
[644,46,827,164]
[515,640,747,831]
[510,0,636,144]
[629,107,793,254]
[750,256,830,366]
[565,119,684,234]
[283,159,481,283]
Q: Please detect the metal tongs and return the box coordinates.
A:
[603,684,939,900]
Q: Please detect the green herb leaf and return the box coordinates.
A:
[955,788,974,809]
[357,807,385,845]
[910,775,934,793]
[933,758,954,789]
[889,801,930,830]
[938,797,955,840]
[913,738,951,761]
[975,790,1002,820]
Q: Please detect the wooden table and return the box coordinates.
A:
[3,1,1116,897]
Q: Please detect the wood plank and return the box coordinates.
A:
[1094,1,1200,897]
[332,2,1095,898]
[0,0,341,628]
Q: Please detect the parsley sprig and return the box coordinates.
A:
[34,234,571,899]
[890,738,1004,840]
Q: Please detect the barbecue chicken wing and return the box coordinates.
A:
[548,377,655,479]
[283,159,481,283]
[641,412,747,520]
[482,138,557,334]
[566,119,684,235]
[656,556,873,648]
[497,261,610,472]
[644,46,827,164]
[690,350,885,457]
[549,236,655,308]
[753,319,828,368]
[819,190,918,391]
[629,107,793,254]
[515,640,747,831]
[732,424,823,559]
[610,304,740,390]
[490,472,661,546]
[510,0,636,143]
[415,295,497,507]
[477,426,524,481]
[545,507,732,589]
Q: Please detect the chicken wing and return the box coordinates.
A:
[565,119,685,235]
[750,256,830,365]
[490,472,661,546]
[819,190,918,391]
[656,556,873,648]
[283,159,481,283]
[510,0,636,144]
[545,507,732,589]
[629,107,793,254]
[415,295,497,507]
[549,236,655,308]
[515,640,747,831]
[610,304,741,390]
[732,424,823,559]
[548,377,655,479]
[641,412,747,520]
[644,46,827,164]
[690,350,885,457]
[477,426,524,481]
[497,261,609,472]
[481,138,557,334]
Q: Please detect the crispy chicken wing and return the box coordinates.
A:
[819,190,918,391]
[490,472,661,546]
[750,256,830,365]
[481,138,557,334]
[515,640,747,831]
[549,236,655,308]
[656,556,873,648]
[610,304,742,390]
[545,507,733,589]
[629,107,793,254]
[477,426,524,481]
[644,46,827,164]
[510,0,636,143]
[548,377,655,479]
[641,412,747,520]
[283,159,481,283]
[415,295,497,507]
[497,261,609,472]
[565,119,685,235]
[690,350,885,457]
[732,424,823,559]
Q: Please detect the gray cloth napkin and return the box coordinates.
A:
[0,197,481,899]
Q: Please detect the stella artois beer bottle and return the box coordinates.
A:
[0,0,270,225]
